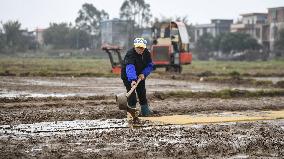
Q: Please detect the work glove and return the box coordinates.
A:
[138,74,145,80]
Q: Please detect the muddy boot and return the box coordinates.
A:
[140,104,154,117]
[127,106,138,118]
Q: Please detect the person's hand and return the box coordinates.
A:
[131,81,137,87]
[138,74,145,80]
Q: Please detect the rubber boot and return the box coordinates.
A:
[127,105,137,119]
[140,104,153,117]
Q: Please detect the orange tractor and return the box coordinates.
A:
[102,21,192,73]
[101,45,123,74]
[150,21,192,73]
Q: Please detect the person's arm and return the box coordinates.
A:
[125,51,137,82]
[142,50,154,77]
[126,64,137,82]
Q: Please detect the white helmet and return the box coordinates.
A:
[133,37,147,48]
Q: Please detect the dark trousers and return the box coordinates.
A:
[123,80,148,107]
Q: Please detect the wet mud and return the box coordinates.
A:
[1,96,284,125]
[0,76,271,98]
[0,77,284,158]
[1,120,284,158]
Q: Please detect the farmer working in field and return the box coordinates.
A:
[121,37,154,117]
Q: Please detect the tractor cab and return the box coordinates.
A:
[151,21,192,73]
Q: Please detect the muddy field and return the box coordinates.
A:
[1,76,273,98]
[1,76,284,158]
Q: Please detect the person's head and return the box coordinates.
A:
[133,37,147,54]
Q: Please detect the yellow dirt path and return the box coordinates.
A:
[140,110,284,125]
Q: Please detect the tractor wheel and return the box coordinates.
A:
[165,66,175,72]
[175,65,182,73]
[166,66,182,73]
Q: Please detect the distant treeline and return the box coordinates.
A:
[194,30,284,60]
[0,0,283,60]
[0,0,155,54]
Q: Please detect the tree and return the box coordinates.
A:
[195,33,214,52]
[67,28,91,49]
[195,33,214,60]
[43,23,91,49]
[2,21,22,52]
[0,28,5,52]
[120,0,152,28]
[175,15,189,25]
[75,3,109,35]
[219,33,260,53]
[17,30,35,52]
[212,33,225,51]
[0,20,33,53]
[43,23,70,49]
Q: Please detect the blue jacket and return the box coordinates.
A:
[121,48,154,82]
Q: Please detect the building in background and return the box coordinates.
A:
[268,7,284,51]
[34,28,45,46]
[194,19,233,42]
[231,13,268,46]
[190,6,284,52]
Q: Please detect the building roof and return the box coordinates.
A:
[211,19,233,24]
[195,19,233,28]
[241,13,268,17]
[34,28,45,32]
[194,23,216,28]
[211,19,233,21]
[268,6,284,10]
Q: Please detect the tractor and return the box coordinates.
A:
[150,21,192,73]
[102,21,192,74]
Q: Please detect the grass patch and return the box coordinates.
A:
[253,80,273,87]
[182,60,284,77]
[199,76,276,88]
[152,89,284,99]
[0,57,115,77]
[0,57,283,77]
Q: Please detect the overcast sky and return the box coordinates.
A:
[0,0,284,30]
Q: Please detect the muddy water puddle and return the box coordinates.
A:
[0,89,85,98]
[0,76,270,98]
[0,119,128,135]
[1,109,284,136]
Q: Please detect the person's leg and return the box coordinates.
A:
[123,80,137,108]
[136,80,152,116]
[136,80,147,105]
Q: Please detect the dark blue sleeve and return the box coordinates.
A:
[126,64,137,81]
[142,62,154,77]
[142,50,154,77]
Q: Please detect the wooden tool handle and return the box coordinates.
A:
[126,78,142,97]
